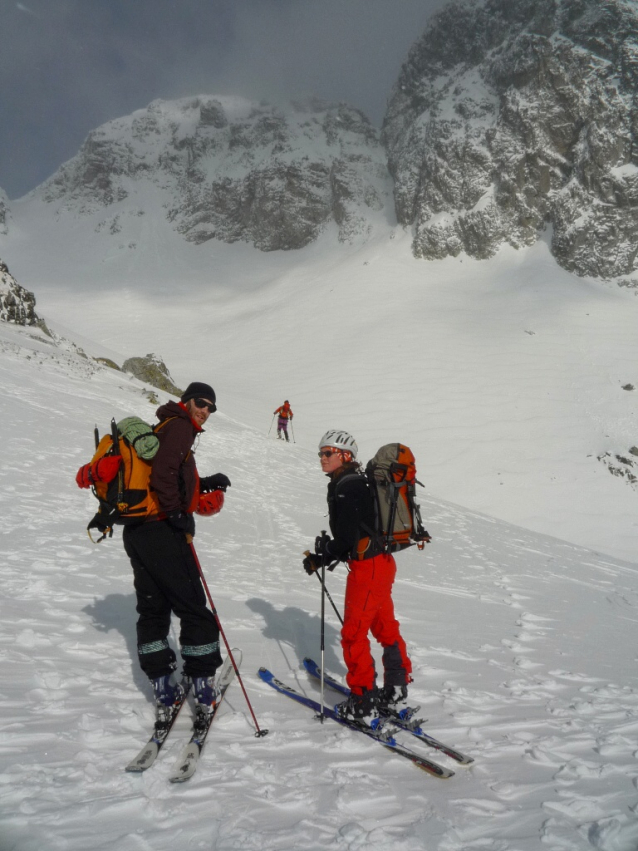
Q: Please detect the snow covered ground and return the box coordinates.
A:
[3,198,638,564]
[1,313,638,851]
[1,187,638,848]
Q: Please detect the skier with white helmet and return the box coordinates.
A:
[303,429,412,725]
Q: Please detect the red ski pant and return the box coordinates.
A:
[341,553,412,695]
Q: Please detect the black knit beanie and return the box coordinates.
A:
[181,382,216,405]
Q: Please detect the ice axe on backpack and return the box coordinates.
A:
[83,421,117,543]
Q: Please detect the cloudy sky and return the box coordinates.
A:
[1,0,448,199]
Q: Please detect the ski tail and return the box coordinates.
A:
[259,666,454,778]
[302,657,474,766]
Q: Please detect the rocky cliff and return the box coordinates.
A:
[36,96,392,251]
[0,260,39,325]
[383,0,638,282]
[0,188,10,236]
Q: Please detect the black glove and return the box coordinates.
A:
[303,553,322,575]
[199,473,231,493]
[87,514,113,542]
[166,511,195,537]
[315,531,331,557]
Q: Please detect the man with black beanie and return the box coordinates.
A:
[122,381,232,727]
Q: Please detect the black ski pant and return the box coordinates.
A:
[122,520,222,680]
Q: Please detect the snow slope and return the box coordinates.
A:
[1,320,638,851]
[2,198,637,563]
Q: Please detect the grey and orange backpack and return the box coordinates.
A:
[336,443,431,558]
[365,443,431,554]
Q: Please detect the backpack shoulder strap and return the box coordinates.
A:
[332,472,365,496]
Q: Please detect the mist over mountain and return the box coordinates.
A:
[3,0,638,286]
[27,96,392,252]
[383,0,638,282]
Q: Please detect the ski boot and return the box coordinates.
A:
[335,688,384,732]
[192,675,222,717]
[152,674,186,728]
[379,684,408,709]
[379,684,421,726]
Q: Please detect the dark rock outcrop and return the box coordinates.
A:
[0,188,10,236]
[383,0,638,281]
[122,353,182,396]
[37,96,392,251]
[0,260,40,325]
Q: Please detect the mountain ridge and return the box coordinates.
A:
[383,0,638,282]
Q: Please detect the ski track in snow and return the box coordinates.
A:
[1,328,638,849]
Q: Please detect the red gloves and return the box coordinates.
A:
[195,491,224,516]
[75,464,92,489]
[75,455,122,489]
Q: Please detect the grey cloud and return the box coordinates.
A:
[1,0,447,198]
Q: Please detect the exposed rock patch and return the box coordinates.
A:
[122,353,182,396]
[598,450,638,487]
[38,96,392,251]
[0,260,40,326]
[0,188,9,236]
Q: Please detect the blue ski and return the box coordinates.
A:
[258,667,454,778]
[303,657,474,765]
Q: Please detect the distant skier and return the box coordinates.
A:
[303,430,412,725]
[273,400,293,441]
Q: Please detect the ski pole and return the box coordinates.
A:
[187,537,269,738]
[290,420,295,443]
[268,415,275,436]
[314,568,343,625]
[317,558,326,722]
[304,550,342,624]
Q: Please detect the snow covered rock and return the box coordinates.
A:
[122,353,182,396]
[0,187,10,236]
[598,449,638,489]
[0,260,39,325]
[37,96,392,251]
[383,0,638,281]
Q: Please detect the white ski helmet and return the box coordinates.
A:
[318,430,358,460]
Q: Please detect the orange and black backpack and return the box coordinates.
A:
[364,443,431,554]
[82,416,173,542]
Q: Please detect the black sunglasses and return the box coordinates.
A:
[194,397,217,413]
[318,449,339,458]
